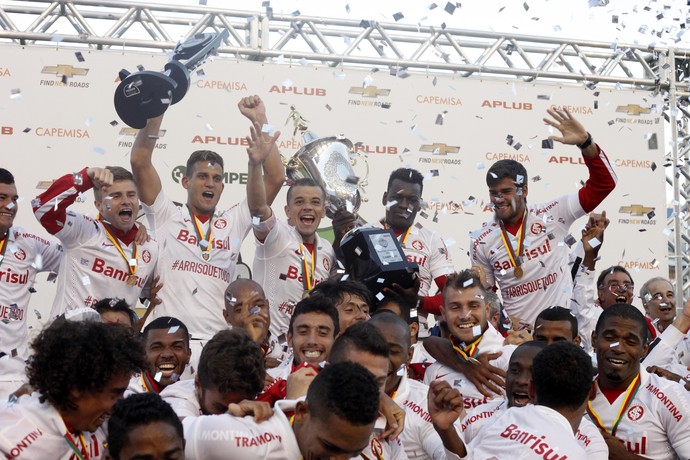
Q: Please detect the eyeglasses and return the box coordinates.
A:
[599,282,634,293]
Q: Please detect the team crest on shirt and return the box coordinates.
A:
[323,258,330,271]
[214,219,228,229]
[12,248,26,261]
[411,240,424,251]
[142,249,152,264]
[530,223,544,235]
[202,252,210,261]
[627,405,644,421]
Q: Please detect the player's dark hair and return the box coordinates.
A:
[443,270,487,299]
[510,340,548,360]
[186,150,224,176]
[0,168,15,185]
[535,306,578,341]
[310,278,372,309]
[307,362,380,426]
[329,321,390,363]
[288,295,340,337]
[375,296,418,324]
[369,309,411,350]
[595,303,649,343]
[286,177,325,203]
[107,392,183,460]
[596,265,634,290]
[197,329,264,398]
[486,159,528,187]
[93,166,135,201]
[94,298,137,328]
[27,319,147,411]
[532,342,593,411]
[142,316,190,344]
[386,168,424,194]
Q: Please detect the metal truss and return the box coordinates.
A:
[2,0,690,298]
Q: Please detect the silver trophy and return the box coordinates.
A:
[284,108,367,218]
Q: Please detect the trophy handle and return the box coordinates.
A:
[350,149,370,201]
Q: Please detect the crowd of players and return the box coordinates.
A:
[1,95,690,459]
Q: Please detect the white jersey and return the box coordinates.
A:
[33,170,158,318]
[460,400,608,459]
[0,227,62,381]
[408,341,436,382]
[464,404,587,460]
[393,374,445,460]
[143,191,253,340]
[160,379,201,418]
[423,324,514,410]
[125,372,165,397]
[586,369,690,459]
[183,399,301,459]
[0,393,106,460]
[470,193,585,325]
[352,419,407,460]
[252,215,335,339]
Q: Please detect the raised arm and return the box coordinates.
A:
[238,95,286,205]
[246,122,280,241]
[130,115,164,206]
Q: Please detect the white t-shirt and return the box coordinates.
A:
[393,374,446,459]
[143,191,253,340]
[470,193,585,325]
[395,224,454,297]
[0,227,62,381]
[183,399,301,459]
[423,324,514,410]
[586,369,690,459]
[352,419,407,460]
[463,404,587,460]
[252,216,335,340]
[460,400,608,459]
[160,379,201,418]
[0,393,106,459]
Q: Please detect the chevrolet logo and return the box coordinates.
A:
[349,86,391,98]
[119,128,167,137]
[616,104,651,116]
[36,180,54,189]
[619,204,655,216]
[420,143,460,155]
[41,64,89,78]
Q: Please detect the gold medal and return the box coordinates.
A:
[514,265,523,278]
[127,274,138,286]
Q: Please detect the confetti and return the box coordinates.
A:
[154,371,163,382]
[192,287,198,295]
[444,2,456,14]
[91,147,106,155]
[34,309,42,320]
[10,89,21,100]
[81,275,91,286]
[588,237,601,249]
[261,124,275,135]
[610,341,620,348]
[647,133,658,150]
[249,306,260,315]
[463,279,474,287]
[376,292,385,301]
[393,12,404,21]
[22,127,31,133]
[472,325,482,336]
[168,326,180,334]
[75,51,85,62]
[476,162,485,170]
[541,139,554,149]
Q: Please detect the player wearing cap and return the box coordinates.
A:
[471,108,617,327]
[0,319,147,460]
[32,165,158,317]
[130,96,284,363]
[587,304,690,459]
[423,270,515,410]
[0,168,62,399]
[183,361,380,459]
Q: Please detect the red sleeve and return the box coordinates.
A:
[256,378,287,407]
[32,167,94,235]
[577,145,617,213]
[421,275,449,315]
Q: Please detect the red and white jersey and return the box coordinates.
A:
[183,399,301,459]
[252,215,335,339]
[352,419,407,460]
[33,169,158,317]
[160,379,201,419]
[0,227,62,381]
[586,369,690,459]
[460,400,608,459]
[464,404,587,460]
[423,324,514,410]
[393,374,445,459]
[0,392,106,460]
[408,341,436,382]
[125,372,165,397]
[143,191,252,340]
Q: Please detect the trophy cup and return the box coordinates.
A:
[284,106,368,219]
[114,29,229,128]
[340,226,419,303]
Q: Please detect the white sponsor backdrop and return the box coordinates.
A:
[0,44,667,325]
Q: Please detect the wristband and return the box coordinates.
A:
[577,132,593,150]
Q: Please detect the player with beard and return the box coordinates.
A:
[127,317,192,395]
[33,166,158,317]
[471,108,617,329]
[0,168,62,399]
[130,96,284,369]
[586,304,690,459]
[0,319,147,459]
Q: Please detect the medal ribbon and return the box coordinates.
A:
[497,208,528,270]
[0,230,8,268]
[382,222,412,245]
[299,243,317,291]
[142,372,160,394]
[450,335,483,362]
[64,432,89,460]
[586,374,641,436]
[189,209,213,254]
[100,220,138,279]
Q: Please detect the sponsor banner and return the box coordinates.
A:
[0,44,667,317]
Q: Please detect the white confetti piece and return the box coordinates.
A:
[472,325,482,336]
[205,123,213,132]
[91,147,106,155]
[376,292,385,301]
[588,238,601,249]
[168,325,180,334]
[81,275,91,286]
[610,341,620,348]
[154,371,163,382]
[10,89,21,100]
[261,124,275,135]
